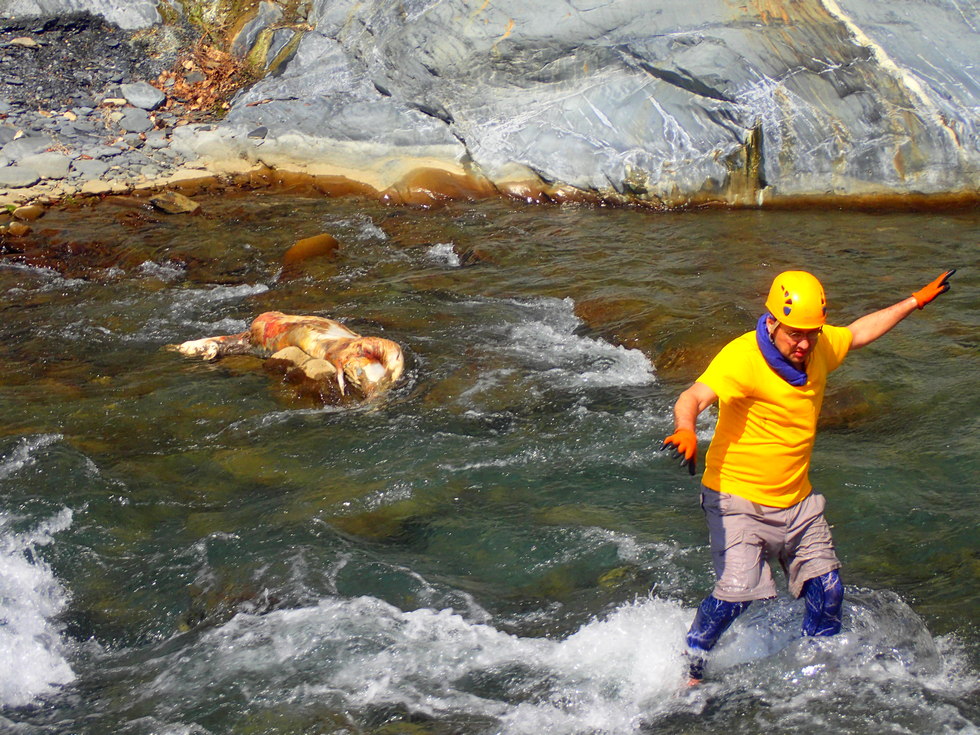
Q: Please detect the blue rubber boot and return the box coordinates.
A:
[801,570,844,637]
[685,595,751,682]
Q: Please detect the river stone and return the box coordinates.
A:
[84,145,123,159]
[117,108,152,133]
[19,151,72,179]
[120,81,166,111]
[0,165,40,188]
[1,135,49,160]
[79,179,114,194]
[6,220,31,236]
[282,233,341,265]
[71,158,110,179]
[149,191,201,214]
[12,204,44,220]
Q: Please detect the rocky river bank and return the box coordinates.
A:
[0,11,248,219]
[1,0,978,223]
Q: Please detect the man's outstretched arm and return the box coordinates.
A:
[847,269,955,350]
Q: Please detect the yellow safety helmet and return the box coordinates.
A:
[765,271,827,329]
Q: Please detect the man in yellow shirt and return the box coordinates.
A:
[662,269,955,685]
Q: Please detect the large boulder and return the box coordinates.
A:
[213,0,980,203]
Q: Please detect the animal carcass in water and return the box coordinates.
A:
[171,311,404,398]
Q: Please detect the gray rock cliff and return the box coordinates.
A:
[3,0,977,204]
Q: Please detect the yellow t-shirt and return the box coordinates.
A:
[697,323,852,507]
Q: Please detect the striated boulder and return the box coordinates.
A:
[221,0,980,203]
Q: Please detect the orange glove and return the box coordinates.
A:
[661,428,697,475]
[912,269,955,309]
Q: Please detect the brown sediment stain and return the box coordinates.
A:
[381,167,500,206]
[309,174,378,199]
[723,124,766,205]
[751,0,793,25]
[757,191,980,213]
[7,161,979,215]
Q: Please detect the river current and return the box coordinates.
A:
[0,193,977,734]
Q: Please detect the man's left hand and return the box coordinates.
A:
[912,269,956,309]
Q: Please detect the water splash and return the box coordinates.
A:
[140,594,692,732]
[427,242,462,267]
[0,508,75,708]
[489,296,656,390]
[0,434,63,481]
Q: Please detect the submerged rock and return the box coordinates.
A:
[282,232,340,265]
[149,190,200,213]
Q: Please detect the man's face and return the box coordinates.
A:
[769,318,821,367]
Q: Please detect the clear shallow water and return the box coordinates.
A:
[0,194,977,733]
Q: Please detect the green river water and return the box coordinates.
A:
[0,192,977,734]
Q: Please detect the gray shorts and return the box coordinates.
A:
[701,487,841,602]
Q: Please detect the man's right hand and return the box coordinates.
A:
[661,429,697,475]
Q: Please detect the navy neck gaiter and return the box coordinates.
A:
[755,313,807,386]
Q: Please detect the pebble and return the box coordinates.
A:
[145,130,170,149]
[120,81,166,111]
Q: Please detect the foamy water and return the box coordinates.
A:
[89,588,975,735]
[460,296,655,393]
[427,242,462,267]
[0,196,975,733]
[0,506,74,708]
